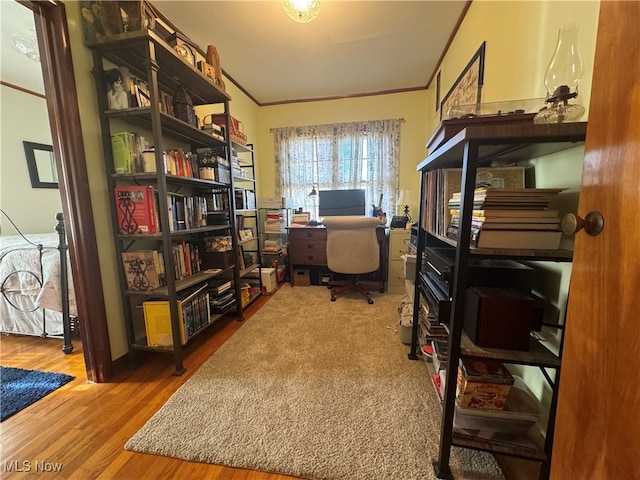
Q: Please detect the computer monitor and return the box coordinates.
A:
[318,189,366,217]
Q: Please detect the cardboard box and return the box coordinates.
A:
[456,357,514,410]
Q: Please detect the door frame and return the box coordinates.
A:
[22,0,113,382]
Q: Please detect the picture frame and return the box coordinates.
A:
[440,42,486,120]
[239,228,254,241]
[105,66,132,110]
[23,141,58,189]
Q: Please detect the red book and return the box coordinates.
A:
[114,185,158,234]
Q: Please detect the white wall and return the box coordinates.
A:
[0,85,62,235]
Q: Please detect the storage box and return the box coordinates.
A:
[246,267,277,294]
[456,357,514,410]
[196,148,230,184]
[401,253,417,280]
[203,235,232,252]
[202,250,234,269]
[463,286,535,351]
[454,376,542,434]
[293,269,311,286]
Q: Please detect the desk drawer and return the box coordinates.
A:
[289,229,327,265]
[290,241,327,265]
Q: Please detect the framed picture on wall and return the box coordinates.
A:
[440,41,486,120]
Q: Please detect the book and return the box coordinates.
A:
[121,250,162,290]
[449,208,558,221]
[114,185,158,234]
[447,224,562,250]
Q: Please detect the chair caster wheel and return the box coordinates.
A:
[379,288,385,293]
[368,299,374,304]
[331,296,336,302]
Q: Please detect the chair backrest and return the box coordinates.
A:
[323,216,381,274]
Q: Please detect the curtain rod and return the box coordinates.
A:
[270,118,405,132]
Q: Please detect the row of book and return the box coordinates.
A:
[234,188,256,210]
[121,240,203,291]
[423,166,531,238]
[115,185,230,235]
[445,187,565,250]
[111,131,231,183]
[143,284,211,347]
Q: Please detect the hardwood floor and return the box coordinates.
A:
[0,292,300,480]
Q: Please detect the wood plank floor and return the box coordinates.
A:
[0,292,300,480]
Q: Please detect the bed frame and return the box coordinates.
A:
[0,212,75,354]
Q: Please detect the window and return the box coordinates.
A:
[273,119,401,218]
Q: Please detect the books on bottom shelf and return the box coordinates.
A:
[446,224,562,250]
[210,289,236,313]
[143,283,210,347]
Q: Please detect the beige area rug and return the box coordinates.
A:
[125,285,504,480]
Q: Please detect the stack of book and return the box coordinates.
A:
[264,210,287,233]
[447,188,564,250]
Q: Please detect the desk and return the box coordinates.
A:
[288,225,388,287]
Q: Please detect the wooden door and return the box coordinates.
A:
[551,2,640,479]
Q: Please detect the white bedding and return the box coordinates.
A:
[0,233,77,336]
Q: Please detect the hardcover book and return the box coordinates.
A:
[114,185,158,234]
[121,250,162,291]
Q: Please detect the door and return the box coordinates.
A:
[551,2,640,479]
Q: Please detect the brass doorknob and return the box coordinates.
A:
[561,211,604,236]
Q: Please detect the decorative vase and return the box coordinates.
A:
[206,45,225,91]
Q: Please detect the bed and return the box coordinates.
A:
[0,213,77,354]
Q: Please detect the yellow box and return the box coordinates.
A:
[143,301,187,347]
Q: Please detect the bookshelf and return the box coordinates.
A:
[410,122,587,479]
[88,28,245,375]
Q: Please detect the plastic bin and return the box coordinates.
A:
[454,376,542,434]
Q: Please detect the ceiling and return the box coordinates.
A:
[1,1,469,105]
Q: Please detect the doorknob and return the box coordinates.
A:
[561,211,604,236]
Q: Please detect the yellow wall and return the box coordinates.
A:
[0,86,62,235]
[426,1,600,136]
[62,0,601,362]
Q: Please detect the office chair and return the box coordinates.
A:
[323,216,383,304]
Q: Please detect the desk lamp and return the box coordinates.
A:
[396,189,416,225]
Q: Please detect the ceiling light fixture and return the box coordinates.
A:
[282,0,321,24]
[12,33,40,62]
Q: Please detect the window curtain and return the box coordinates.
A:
[272,119,401,218]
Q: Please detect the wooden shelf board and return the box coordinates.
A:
[452,431,547,462]
[460,331,561,368]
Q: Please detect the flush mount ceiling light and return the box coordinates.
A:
[12,33,40,62]
[282,0,322,23]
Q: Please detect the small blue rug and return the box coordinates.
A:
[0,366,74,421]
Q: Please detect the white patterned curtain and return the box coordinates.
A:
[272,119,401,218]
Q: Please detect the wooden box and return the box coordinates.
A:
[463,286,535,351]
